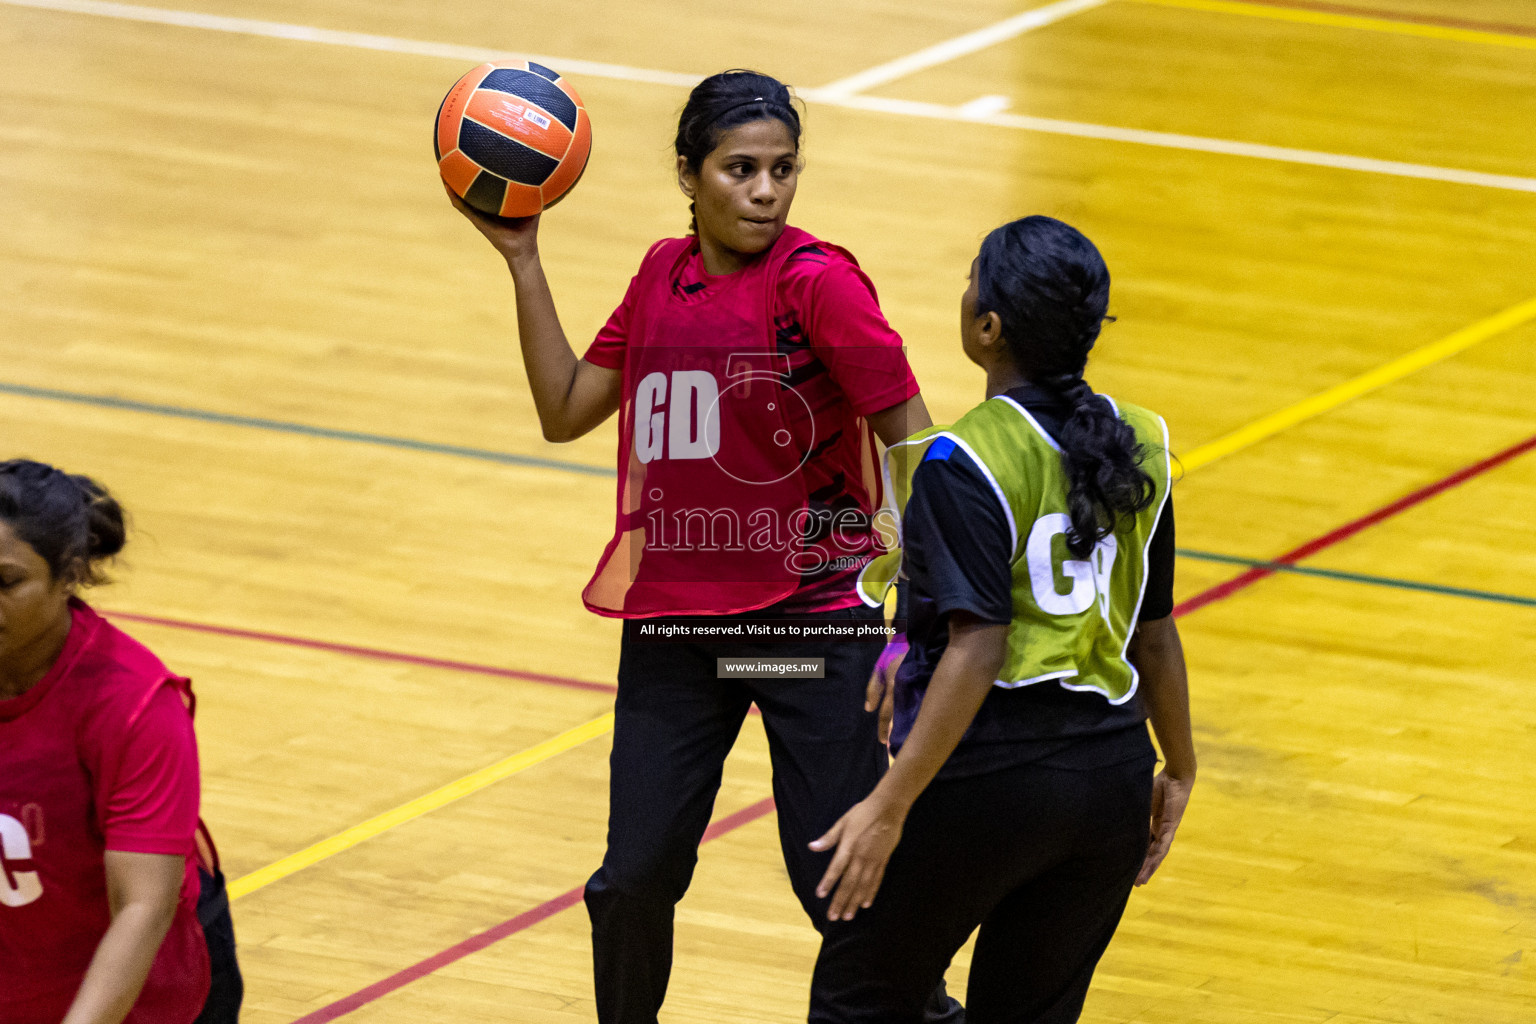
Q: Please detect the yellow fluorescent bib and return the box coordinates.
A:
[860,395,1171,703]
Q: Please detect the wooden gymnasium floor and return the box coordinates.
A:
[4,0,1536,1020]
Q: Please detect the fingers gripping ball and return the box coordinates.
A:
[435,62,592,218]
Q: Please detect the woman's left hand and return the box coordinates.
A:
[809,793,908,921]
[1135,768,1194,886]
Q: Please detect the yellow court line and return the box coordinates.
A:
[1182,295,1536,471]
[215,299,1535,897]
[1122,0,1536,50]
[227,712,615,899]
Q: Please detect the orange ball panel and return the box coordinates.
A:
[462,88,573,161]
[540,108,592,207]
[436,61,593,216]
[554,76,583,108]
[499,181,545,218]
[437,149,481,197]
[436,62,495,160]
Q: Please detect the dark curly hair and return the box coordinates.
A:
[976,216,1156,557]
[0,460,127,585]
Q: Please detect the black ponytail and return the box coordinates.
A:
[0,460,127,585]
[674,70,802,234]
[975,216,1155,557]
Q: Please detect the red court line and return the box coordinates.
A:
[281,434,1536,1023]
[105,615,780,719]
[289,797,778,1024]
[1236,0,1536,37]
[1173,433,1536,617]
[105,611,618,695]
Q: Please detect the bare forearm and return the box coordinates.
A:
[867,394,933,449]
[876,620,1006,809]
[61,903,175,1024]
[448,191,610,442]
[506,252,584,439]
[1131,617,1196,779]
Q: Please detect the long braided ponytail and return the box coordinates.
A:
[975,216,1155,557]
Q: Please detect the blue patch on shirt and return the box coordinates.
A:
[923,436,957,462]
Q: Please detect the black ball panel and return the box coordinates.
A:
[463,170,509,215]
[459,119,560,186]
[479,69,578,131]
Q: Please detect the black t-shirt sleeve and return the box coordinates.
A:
[902,448,1014,626]
[1138,495,1176,621]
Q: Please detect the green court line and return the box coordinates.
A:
[0,382,614,478]
[1177,548,1536,608]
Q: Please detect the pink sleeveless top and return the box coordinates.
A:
[584,227,899,617]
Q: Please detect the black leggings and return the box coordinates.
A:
[193,867,242,1024]
[809,755,1154,1024]
[584,604,888,1024]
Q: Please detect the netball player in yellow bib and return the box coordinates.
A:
[808,216,1196,1023]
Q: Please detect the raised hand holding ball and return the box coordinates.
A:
[435,61,592,219]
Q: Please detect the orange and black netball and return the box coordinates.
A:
[435,61,592,219]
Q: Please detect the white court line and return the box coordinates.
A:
[7,0,1536,196]
[823,92,1536,194]
[812,0,1109,99]
[957,94,1014,117]
[0,0,702,87]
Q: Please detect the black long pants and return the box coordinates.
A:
[809,755,1154,1024]
[193,866,243,1024]
[584,604,890,1024]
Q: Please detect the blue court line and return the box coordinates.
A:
[0,381,615,478]
[1177,548,1536,608]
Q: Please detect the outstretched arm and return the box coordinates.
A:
[1128,614,1196,885]
[448,188,622,442]
[813,613,1006,920]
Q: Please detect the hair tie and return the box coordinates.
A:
[708,95,792,129]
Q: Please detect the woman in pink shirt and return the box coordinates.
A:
[0,460,240,1024]
[450,70,956,1024]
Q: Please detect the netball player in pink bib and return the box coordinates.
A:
[450,69,961,1024]
[0,461,241,1024]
